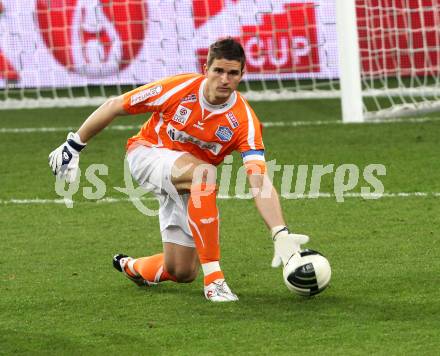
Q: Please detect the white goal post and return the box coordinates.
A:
[336,0,363,123]
[0,0,439,123]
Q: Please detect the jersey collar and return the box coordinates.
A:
[199,78,237,120]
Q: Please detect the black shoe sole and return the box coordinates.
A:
[112,253,128,272]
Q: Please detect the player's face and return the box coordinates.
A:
[203,58,243,105]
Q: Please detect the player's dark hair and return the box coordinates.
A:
[207,38,246,71]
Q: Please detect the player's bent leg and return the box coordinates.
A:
[163,241,199,283]
[162,241,237,301]
[133,253,178,284]
[171,154,238,302]
[113,254,154,287]
[113,252,179,286]
[125,149,237,301]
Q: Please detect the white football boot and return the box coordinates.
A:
[204,279,239,302]
[112,254,157,287]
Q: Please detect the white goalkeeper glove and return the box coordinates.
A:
[48,132,86,183]
[271,226,309,268]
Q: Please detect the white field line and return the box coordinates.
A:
[0,116,438,133]
[1,192,439,205]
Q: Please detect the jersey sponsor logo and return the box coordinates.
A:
[167,123,222,155]
[130,85,163,106]
[226,111,239,129]
[181,94,197,103]
[215,126,233,142]
[172,104,192,125]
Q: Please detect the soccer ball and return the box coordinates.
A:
[283,249,331,296]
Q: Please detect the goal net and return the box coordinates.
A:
[339,0,440,121]
[0,0,439,123]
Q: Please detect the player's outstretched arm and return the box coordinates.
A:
[76,95,127,142]
[48,95,127,182]
[247,173,309,267]
[247,173,285,228]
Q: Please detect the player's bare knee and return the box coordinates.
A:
[164,261,197,283]
[173,268,198,283]
[172,160,217,191]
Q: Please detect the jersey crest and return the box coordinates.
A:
[215,126,233,142]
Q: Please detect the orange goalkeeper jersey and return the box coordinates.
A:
[123,73,265,166]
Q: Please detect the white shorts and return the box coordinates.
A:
[126,145,195,248]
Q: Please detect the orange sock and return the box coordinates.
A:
[133,253,177,283]
[188,183,223,285]
[203,269,224,285]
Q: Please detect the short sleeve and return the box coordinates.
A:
[122,74,200,115]
[235,97,265,165]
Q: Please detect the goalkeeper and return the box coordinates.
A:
[49,38,309,302]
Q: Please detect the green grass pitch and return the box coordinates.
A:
[1,100,440,355]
